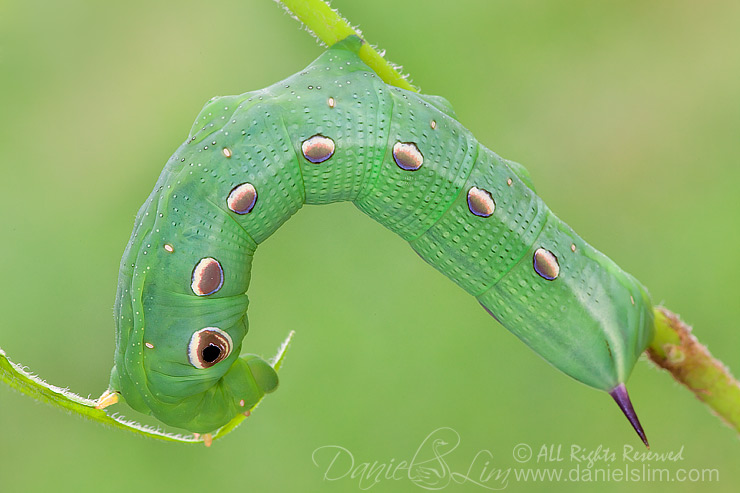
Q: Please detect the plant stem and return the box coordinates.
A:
[647,307,740,432]
[0,331,294,444]
[275,0,417,92]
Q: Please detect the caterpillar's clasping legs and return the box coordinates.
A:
[94,389,119,410]
[192,432,214,447]
[610,383,649,448]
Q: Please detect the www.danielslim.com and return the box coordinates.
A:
[311,428,719,490]
[513,464,718,484]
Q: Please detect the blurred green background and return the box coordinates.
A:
[1,0,738,491]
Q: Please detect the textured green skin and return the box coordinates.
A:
[110,37,653,433]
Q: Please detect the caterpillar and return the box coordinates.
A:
[97,36,653,445]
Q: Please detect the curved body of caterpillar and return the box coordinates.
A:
[105,37,653,442]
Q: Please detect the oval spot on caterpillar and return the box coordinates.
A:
[467,186,496,217]
[392,141,423,171]
[301,134,335,163]
[191,257,224,296]
[533,248,560,281]
[227,183,257,214]
[187,327,232,369]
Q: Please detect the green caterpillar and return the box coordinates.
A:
[98,36,653,445]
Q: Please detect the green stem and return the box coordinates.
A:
[647,307,740,433]
[275,0,417,92]
[0,331,294,445]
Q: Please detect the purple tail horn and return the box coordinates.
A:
[609,383,649,448]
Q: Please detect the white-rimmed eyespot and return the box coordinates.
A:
[187,327,233,369]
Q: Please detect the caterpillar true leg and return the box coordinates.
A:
[94,389,119,410]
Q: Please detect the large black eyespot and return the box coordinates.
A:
[188,327,232,369]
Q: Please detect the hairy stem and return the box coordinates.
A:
[647,307,740,433]
[275,0,417,92]
[0,331,294,445]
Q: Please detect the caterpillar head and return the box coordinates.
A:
[109,324,278,433]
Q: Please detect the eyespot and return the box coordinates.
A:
[191,257,224,296]
[392,141,423,171]
[301,134,335,163]
[187,327,233,369]
[533,248,560,280]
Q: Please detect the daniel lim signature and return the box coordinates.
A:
[311,427,509,490]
